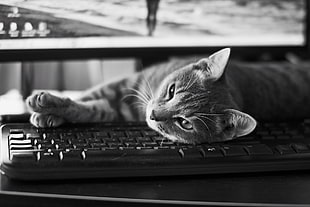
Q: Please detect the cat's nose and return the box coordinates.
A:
[150,110,156,121]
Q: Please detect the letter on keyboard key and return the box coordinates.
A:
[38,152,60,162]
[202,146,224,158]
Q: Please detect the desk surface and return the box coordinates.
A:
[1,93,310,206]
[1,171,310,207]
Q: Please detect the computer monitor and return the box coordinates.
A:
[0,0,308,62]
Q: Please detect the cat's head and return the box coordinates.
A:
[146,48,257,144]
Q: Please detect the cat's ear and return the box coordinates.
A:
[223,109,257,138]
[196,48,231,81]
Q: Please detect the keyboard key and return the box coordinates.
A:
[84,148,180,162]
[93,131,108,137]
[179,148,204,159]
[90,143,107,149]
[221,146,248,157]
[60,150,85,162]
[202,146,224,158]
[59,133,76,140]
[304,127,310,134]
[37,152,60,162]
[256,131,269,136]
[142,142,158,148]
[10,144,33,150]
[261,135,276,140]
[291,135,305,139]
[277,135,290,140]
[9,133,24,140]
[143,131,159,136]
[291,143,310,153]
[87,138,103,144]
[109,131,126,138]
[71,139,87,144]
[11,152,36,163]
[158,142,175,148]
[245,144,273,155]
[25,133,40,139]
[9,129,24,134]
[286,129,300,135]
[103,138,119,142]
[304,119,310,125]
[123,142,141,148]
[237,136,256,142]
[126,131,142,137]
[275,145,296,155]
[72,143,89,150]
[10,139,32,145]
[270,130,284,135]
[38,143,54,149]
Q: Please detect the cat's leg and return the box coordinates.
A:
[26,91,118,127]
[26,72,149,127]
[30,112,65,128]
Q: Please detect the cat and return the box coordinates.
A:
[26,48,310,144]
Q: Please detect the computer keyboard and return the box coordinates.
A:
[1,120,310,180]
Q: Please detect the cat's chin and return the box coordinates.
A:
[146,119,191,143]
[146,119,165,137]
[146,119,176,141]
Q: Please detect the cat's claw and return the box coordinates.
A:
[27,92,51,112]
[30,113,65,128]
[26,91,70,113]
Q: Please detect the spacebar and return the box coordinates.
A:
[85,149,181,162]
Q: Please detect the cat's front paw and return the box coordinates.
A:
[26,91,70,113]
[30,113,65,128]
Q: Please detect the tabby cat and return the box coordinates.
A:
[26,48,310,144]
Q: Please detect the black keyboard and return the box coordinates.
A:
[1,121,310,180]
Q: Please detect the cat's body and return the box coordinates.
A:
[27,49,310,143]
[226,61,310,121]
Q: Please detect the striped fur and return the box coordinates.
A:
[26,49,310,143]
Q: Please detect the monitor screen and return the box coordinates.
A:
[0,0,308,61]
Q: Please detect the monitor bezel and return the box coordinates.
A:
[0,1,309,62]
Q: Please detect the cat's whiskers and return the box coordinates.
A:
[137,84,152,102]
[184,73,195,91]
[133,87,151,103]
[133,76,153,102]
[160,138,165,146]
[194,113,218,125]
[194,115,212,139]
[125,88,150,104]
[184,73,199,91]
[131,100,147,107]
[122,93,148,105]
[195,112,224,116]
[131,101,147,111]
[141,72,154,99]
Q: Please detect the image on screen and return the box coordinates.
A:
[0,0,306,50]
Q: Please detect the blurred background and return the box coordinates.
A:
[0,0,307,115]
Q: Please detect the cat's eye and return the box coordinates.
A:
[176,117,193,130]
[167,83,175,100]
